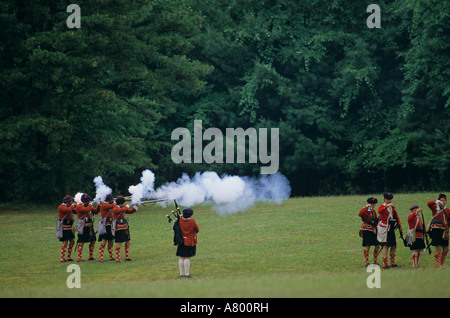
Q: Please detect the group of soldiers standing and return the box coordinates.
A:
[58,190,448,271]
[359,192,449,269]
[57,193,200,277]
[57,194,137,263]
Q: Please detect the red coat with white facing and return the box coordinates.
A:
[377,203,402,228]
[427,200,449,230]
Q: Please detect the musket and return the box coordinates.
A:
[398,226,408,247]
[393,206,407,247]
[420,210,432,254]
[442,208,449,241]
[131,198,168,208]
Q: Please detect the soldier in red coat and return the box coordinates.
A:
[75,194,100,262]
[407,205,426,268]
[377,192,402,268]
[98,194,117,262]
[359,197,380,266]
[58,195,77,262]
[112,195,138,263]
[427,194,449,269]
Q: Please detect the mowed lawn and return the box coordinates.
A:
[0,193,449,297]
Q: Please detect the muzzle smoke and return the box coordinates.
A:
[93,176,112,203]
[128,169,291,215]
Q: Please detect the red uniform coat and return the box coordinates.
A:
[99,202,116,225]
[377,203,402,228]
[76,203,100,226]
[179,218,199,246]
[426,200,449,230]
[58,204,76,229]
[112,205,136,230]
[407,213,424,239]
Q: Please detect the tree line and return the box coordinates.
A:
[1,0,449,203]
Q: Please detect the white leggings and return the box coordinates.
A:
[179,257,191,276]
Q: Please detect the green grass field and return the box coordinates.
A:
[1,193,449,298]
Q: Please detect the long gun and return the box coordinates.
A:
[420,210,432,254]
[398,226,407,247]
[442,208,449,241]
[131,198,168,207]
[393,207,407,247]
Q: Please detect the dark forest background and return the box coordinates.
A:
[1,0,449,203]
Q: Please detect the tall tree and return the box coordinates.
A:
[0,0,211,202]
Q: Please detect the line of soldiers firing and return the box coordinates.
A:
[56,194,139,263]
[359,192,449,269]
[56,193,200,277]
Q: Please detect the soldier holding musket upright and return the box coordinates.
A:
[377,192,402,268]
[76,194,100,262]
[359,197,380,266]
[427,194,449,269]
[58,195,77,262]
[407,205,426,268]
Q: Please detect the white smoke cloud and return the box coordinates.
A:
[93,176,112,203]
[90,170,291,215]
[131,170,291,215]
[128,169,156,205]
[74,192,84,204]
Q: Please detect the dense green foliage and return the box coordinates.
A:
[1,0,449,202]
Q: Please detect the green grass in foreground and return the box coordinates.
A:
[0,193,449,297]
